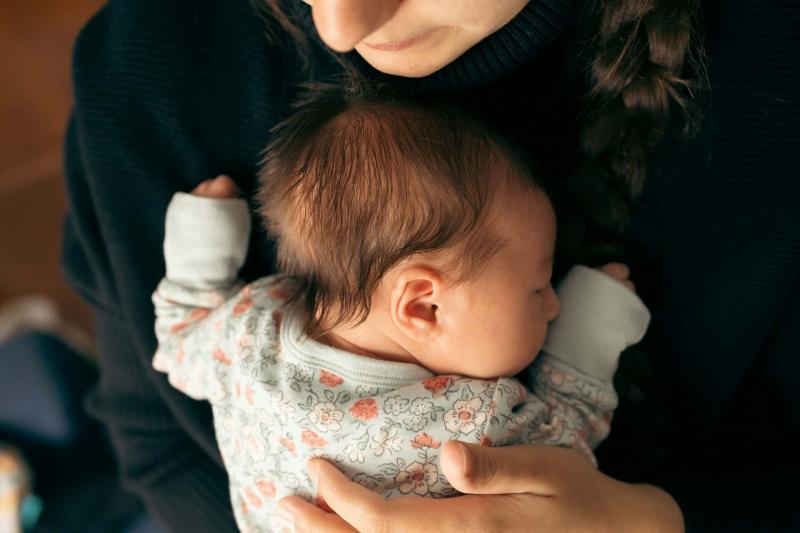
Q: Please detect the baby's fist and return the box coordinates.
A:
[598,262,636,293]
[192,175,240,198]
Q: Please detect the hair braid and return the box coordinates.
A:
[559,0,703,264]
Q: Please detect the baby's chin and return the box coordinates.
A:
[509,349,541,376]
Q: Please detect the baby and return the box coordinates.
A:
[151,84,650,532]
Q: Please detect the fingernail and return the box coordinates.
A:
[454,442,469,474]
[276,502,294,530]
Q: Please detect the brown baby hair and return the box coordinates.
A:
[256,0,704,266]
[257,81,541,337]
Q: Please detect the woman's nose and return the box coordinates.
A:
[309,0,402,52]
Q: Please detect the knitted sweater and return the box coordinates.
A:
[63,0,800,530]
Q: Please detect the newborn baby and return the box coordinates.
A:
[151,84,650,532]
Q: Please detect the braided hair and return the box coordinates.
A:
[560,0,704,264]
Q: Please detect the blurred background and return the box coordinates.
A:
[0,2,161,531]
[0,0,97,331]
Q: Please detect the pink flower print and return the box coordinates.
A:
[244,383,254,405]
[371,427,402,456]
[241,430,267,462]
[349,398,378,421]
[279,436,297,456]
[319,369,344,387]
[410,433,441,449]
[344,442,366,463]
[267,285,289,301]
[243,488,262,509]
[256,479,277,499]
[233,297,254,316]
[422,376,451,397]
[272,310,283,334]
[444,397,486,435]
[395,462,439,496]
[238,333,256,349]
[300,429,328,449]
[308,402,344,432]
[538,416,564,441]
[169,307,210,333]
[480,435,493,447]
[176,340,186,365]
[212,347,232,365]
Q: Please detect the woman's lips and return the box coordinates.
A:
[363,29,435,52]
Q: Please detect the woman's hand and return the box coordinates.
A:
[598,262,636,292]
[277,441,683,532]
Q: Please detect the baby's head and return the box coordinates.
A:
[258,83,559,379]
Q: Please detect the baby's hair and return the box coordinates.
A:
[258,80,541,336]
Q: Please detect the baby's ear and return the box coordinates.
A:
[389,267,443,343]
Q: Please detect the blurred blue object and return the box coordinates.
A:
[0,332,96,448]
[124,513,167,533]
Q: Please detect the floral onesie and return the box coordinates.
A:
[152,193,651,533]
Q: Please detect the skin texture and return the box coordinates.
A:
[302,0,530,77]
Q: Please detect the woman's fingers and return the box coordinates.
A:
[291,456,536,532]
[598,262,635,292]
[306,459,390,531]
[598,262,630,281]
[440,441,590,495]
[191,175,240,198]
[277,496,356,533]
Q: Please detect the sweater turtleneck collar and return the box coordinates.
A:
[291,0,582,94]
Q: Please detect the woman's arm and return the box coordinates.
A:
[278,441,683,532]
[61,0,278,528]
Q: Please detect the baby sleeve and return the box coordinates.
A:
[151,192,251,401]
[482,266,651,463]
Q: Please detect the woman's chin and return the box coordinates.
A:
[354,48,450,78]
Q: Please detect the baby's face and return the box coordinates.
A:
[419,188,559,379]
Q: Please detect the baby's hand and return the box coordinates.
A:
[191,175,240,198]
[598,262,636,293]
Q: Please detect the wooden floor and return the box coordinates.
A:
[0,0,107,335]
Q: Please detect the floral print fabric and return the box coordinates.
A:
[152,275,618,533]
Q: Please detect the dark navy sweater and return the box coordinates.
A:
[63,0,800,531]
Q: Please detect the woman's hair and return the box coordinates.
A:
[257,82,538,337]
[560,0,704,263]
[255,0,704,265]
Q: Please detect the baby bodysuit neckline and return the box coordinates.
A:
[279,306,435,388]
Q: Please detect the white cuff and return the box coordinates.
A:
[164,192,251,289]
[542,265,651,382]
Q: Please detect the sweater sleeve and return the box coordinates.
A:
[60,1,284,530]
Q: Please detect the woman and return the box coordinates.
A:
[63,0,799,531]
